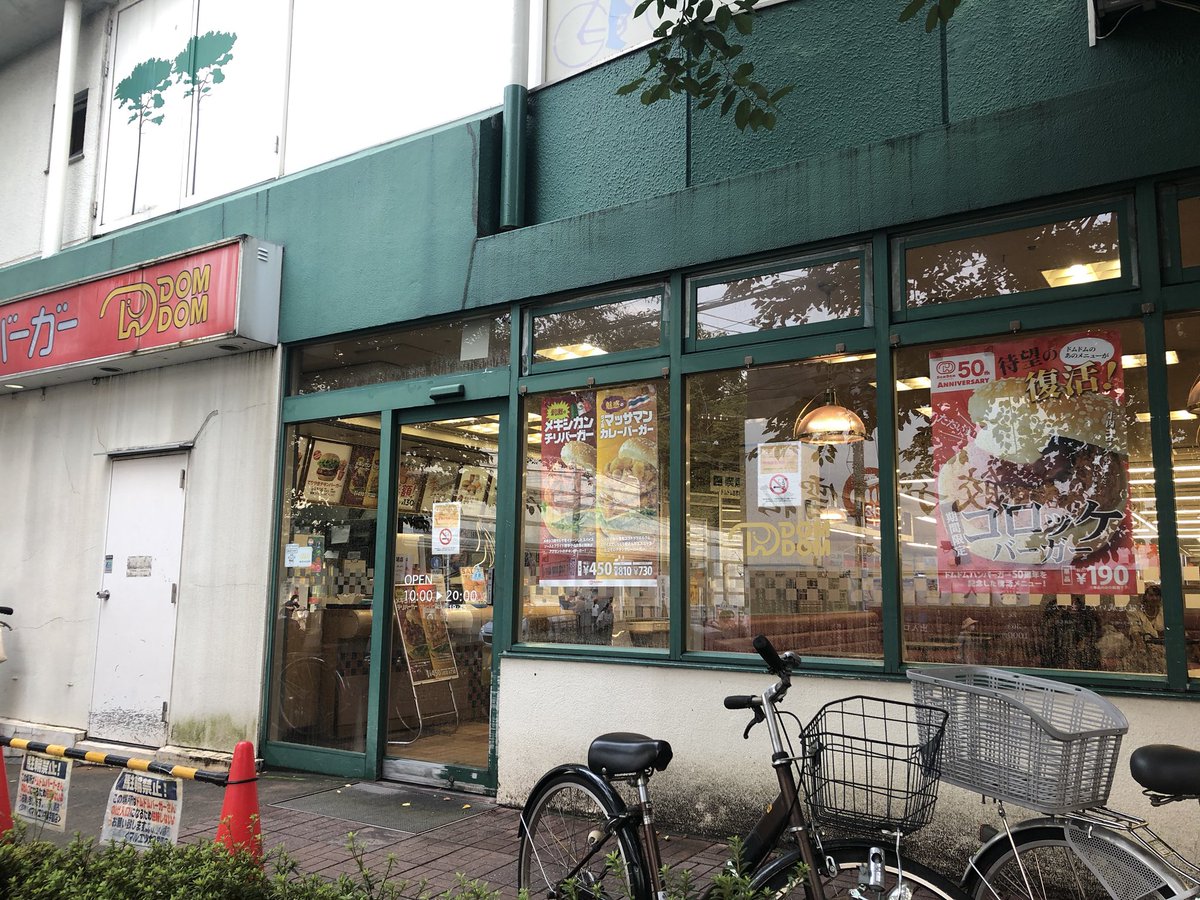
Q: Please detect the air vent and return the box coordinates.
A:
[257,246,270,262]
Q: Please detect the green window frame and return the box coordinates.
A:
[1160,180,1200,285]
[685,245,871,352]
[892,197,1137,321]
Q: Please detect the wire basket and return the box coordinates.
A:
[908,666,1129,814]
[798,696,948,835]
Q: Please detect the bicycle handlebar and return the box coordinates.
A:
[0,607,12,616]
[752,633,788,675]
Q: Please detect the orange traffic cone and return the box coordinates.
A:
[0,751,12,837]
[215,741,261,860]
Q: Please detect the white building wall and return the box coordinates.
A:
[496,659,1200,868]
[0,349,280,752]
[0,10,108,267]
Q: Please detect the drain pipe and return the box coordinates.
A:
[42,0,83,258]
[500,0,530,230]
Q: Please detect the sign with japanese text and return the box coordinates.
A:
[756,442,804,507]
[929,331,1133,594]
[538,386,660,587]
[432,502,462,555]
[15,752,71,832]
[394,579,459,684]
[301,439,351,505]
[0,242,241,380]
[101,770,182,849]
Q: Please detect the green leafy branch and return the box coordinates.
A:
[616,0,967,132]
[617,0,792,132]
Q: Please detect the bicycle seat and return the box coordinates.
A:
[1129,744,1200,796]
[588,732,673,777]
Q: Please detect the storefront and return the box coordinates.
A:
[0,237,282,753]
[262,179,1200,804]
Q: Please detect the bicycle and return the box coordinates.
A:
[908,665,1200,900]
[517,635,970,899]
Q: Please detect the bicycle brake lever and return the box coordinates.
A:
[742,707,766,740]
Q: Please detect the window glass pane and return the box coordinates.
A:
[269,417,381,750]
[531,294,662,363]
[520,380,669,647]
[686,356,881,659]
[293,315,510,394]
[694,256,862,341]
[896,322,1164,675]
[1180,196,1200,269]
[905,211,1122,308]
[1166,315,1200,678]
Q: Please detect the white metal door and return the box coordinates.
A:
[89,454,187,746]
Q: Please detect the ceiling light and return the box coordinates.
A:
[819,508,848,521]
[916,406,933,418]
[793,390,867,444]
[1040,258,1121,288]
[1121,351,1179,369]
[1135,410,1197,422]
[536,343,608,361]
[3,384,23,390]
[825,353,877,364]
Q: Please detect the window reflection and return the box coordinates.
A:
[896,322,1166,675]
[1166,316,1200,678]
[693,255,862,341]
[1180,196,1200,270]
[905,211,1122,308]
[686,357,882,658]
[531,294,662,364]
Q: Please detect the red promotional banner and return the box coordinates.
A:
[0,242,241,379]
[929,331,1133,594]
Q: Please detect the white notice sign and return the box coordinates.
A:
[756,442,804,508]
[432,502,462,555]
[101,770,183,849]
[15,752,71,832]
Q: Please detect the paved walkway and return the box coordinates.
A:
[5,759,730,898]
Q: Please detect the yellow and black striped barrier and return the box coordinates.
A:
[1,736,229,785]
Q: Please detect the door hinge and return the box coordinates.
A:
[170,583,177,604]
[179,469,186,489]
[90,201,98,219]
[102,60,108,77]
[161,701,168,723]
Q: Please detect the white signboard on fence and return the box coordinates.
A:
[15,752,72,832]
[101,769,183,848]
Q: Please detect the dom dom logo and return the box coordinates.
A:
[99,265,212,341]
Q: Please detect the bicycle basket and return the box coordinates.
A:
[798,696,947,835]
[908,666,1128,814]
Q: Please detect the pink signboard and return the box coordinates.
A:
[929,330,1133,595]
[0,242,241,379]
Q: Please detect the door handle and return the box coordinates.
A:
[97,590,110,601]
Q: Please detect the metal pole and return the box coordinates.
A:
[500,0,531,229]
[41,0,83,258]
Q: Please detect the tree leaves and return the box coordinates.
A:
[616,0,788,132]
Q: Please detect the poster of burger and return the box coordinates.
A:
[538,385,660,587]
[301,439,352,505]
[929,330,1133,594]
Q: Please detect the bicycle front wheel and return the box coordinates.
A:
[517,771,643,900]
[963,825,1174,900]
[753,840,968,900]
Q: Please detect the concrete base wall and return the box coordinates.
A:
[495,658,1200,870]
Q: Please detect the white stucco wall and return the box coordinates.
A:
[496,658,1200,873]
[0,10,107,267]
[0,349,280,752]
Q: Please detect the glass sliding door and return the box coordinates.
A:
[385,412,500,780]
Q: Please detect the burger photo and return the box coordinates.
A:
[541,440,598,541]
[315,452,342,482]
[597,436,660,536]
[938,376,1128,566]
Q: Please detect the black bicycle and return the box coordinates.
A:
[516,635,969,900]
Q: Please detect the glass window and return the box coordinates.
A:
[1180,195,1200,270]
[530,292,662,365]
[903,209,1123,308]
[686,355,882,659]
[693,253,863,342]
[519,379,670,647]
[1165,316,1200,678]
[269,416,381,750]
[895,322,1164,675]
[292,314,510,394]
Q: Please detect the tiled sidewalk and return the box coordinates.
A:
[178,786,730,898]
